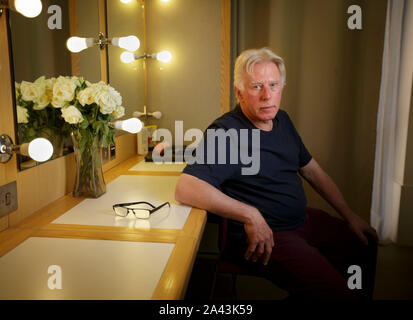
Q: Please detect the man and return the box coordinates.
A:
[175,48,378,299]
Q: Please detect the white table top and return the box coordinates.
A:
[53,175,192,229]
[129,160,187,172]
[0,237,174,299]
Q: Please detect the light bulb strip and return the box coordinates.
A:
[97,32,109,50]
[68,34,141,53]
[0,134,15,163]
[0,134,54,163]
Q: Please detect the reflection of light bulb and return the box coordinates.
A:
[151,111,162,119]
[120,0,133,3]
[20,138,53,162]
[120,52,135,63]
[13,0,43,18]
[66,37,94,53]
[155,51,172,63]
[114,118,143,134]
[160,0,170,2]
[112,36,140,52]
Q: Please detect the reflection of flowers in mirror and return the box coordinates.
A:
[15,76,126,160]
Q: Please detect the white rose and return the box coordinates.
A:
[20,81,44,102]
[112,106,125,119]
[34,76,46,86]
[31,76,50,109]
[53,76,76,102]
[108,86,122,106]
[33,93,50,110]
[77,87,95,106]
[17,106,29,124]
[71,76,82,87]
[15,82,20,98]
[51,98,68,109]
[61,105,84,124]
[44,78,56,102]
[94,89,117,115]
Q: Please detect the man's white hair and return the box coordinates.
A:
[233,47,286,101]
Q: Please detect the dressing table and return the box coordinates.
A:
[0,156,206,299]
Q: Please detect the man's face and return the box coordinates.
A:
[236,61,283,126]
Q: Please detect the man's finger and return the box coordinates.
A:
[251,242,264,262]
[244,243,257,261]
[262,242,273,266]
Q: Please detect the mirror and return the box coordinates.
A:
[9,0,145,170]
[9,0,73,170]
[106,0,146,130]
[9,0,101,170]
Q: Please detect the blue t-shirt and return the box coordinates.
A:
[183,106,312,235]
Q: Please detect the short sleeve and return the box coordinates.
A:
[297,134,312,168]
[281,111,312,168]
[182,124,240,187]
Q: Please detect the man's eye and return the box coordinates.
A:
[252,85,261,89]
[270,83,280,88]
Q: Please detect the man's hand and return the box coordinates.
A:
[347,214,379,246]
[243,210,275,265]
[175,174,275,265]
[300,159,379,246]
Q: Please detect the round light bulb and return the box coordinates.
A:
[155,51,172,63]
[28,138,53,162]
[66,37,93,53]
[113,36,140,52]
[151,111,162,119]
[114,118,143,134]
[120,52,135,63]
[14,0,42,18]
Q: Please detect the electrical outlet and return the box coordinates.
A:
[0,181,18,218]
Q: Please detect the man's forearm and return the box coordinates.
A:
[300,159,356,222]
[175,173,258,225]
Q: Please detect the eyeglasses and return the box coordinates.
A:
[112,201,170,219]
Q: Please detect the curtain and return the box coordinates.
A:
[371,0,411,244]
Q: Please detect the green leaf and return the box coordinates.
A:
[80,119,89,129]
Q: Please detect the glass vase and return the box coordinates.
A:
[71,129,106,198]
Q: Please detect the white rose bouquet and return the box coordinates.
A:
[16,75,125,197]
[60,77,124,198]
[15,76,73,159]
[15,76,125,152]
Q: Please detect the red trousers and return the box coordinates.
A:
[223,208,378,300]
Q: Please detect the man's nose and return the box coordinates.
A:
[261,85,272,100]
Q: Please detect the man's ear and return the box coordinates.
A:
[235,87,243,103]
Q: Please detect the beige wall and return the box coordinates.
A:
[145,0,222,136]
[236,0,387,221]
